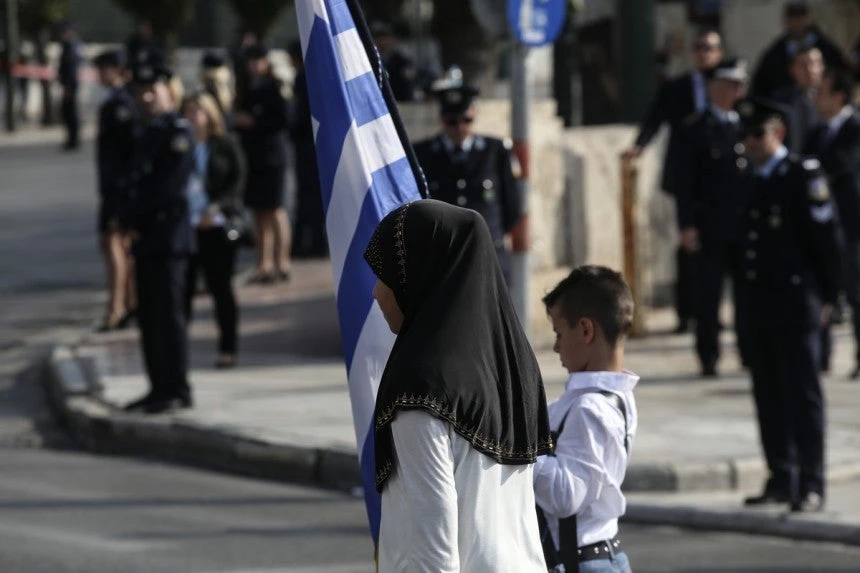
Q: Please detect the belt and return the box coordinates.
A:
[577,537,622,562]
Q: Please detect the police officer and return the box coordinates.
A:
[738,98,839,512]
[750,0,847,99]
[674,59,752,377]
[57,21,82,151]
[413,78,520,281]
[288,41,326,258]
[808,68,860,378]
[93,49,137,332]
[120,58,196,414]
[370,21,417,102]
[624,28,725,334]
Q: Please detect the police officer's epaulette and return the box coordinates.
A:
[683,111,702,126]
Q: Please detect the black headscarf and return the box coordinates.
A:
[364,199,553,491]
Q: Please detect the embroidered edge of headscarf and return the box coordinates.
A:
[375,395,555,488]
[394,202,411,287]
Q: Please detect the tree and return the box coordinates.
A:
[108,0,195,55]
[222,0,292,39]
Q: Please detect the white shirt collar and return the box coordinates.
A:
[442,134,474,154]
[756,145,789,178]
[709,105,739,124]
[827,106,854,135]
[564,370,639,394]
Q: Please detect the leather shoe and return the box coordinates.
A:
[144,395,193,414]
[790,492,824,513]
[744,489,791,506]
[123,393,159,412]
[701,363,718,378]
[850,366,860,381]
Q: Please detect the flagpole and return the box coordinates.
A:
[344,0,429,199]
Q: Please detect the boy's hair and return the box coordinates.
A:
[543,265,634,345]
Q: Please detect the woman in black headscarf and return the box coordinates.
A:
[365,199,552,572]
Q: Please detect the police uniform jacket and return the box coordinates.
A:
[236,76,289,172]
[804,110,860,240]
[751,26,847,98]
[634,71,706,195]
[414,134,520,246]
[58,39,82,90]
[383,50,416,102]
[122,113,196,258]
[673,108,752,243]
[740,151,841,330]
[97,87,137,213]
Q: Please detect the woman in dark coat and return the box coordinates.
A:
[181,92,246,368]
[233,43,292,283]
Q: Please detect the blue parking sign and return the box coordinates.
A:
[507,0,567,46]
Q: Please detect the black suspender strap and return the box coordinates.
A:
[537,390,630,573]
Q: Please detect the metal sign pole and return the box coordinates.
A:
[510,40,530,334]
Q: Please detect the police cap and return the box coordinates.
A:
[93,49,126,69]
[784,1,810,18]
[131,53,172,85]
[736,97,791,128]
[243,43,269,60]
[707,58,748,83]
[201,51,226,69]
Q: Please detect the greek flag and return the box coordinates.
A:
[296,0,425,544]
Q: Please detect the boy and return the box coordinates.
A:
[534,265,638,573]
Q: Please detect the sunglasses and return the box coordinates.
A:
[444,116,475,127]
[695,43,722,52]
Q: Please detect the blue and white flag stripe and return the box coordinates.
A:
[296,0,423,543]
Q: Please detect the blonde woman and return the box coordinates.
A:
[180,92,247,369]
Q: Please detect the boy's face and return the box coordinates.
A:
[549,304,593,373]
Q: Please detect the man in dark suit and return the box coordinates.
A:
[738,97,839,513]
[414,82,520,282]
[673,59,752,377]
[624,28,724,334]
[773,45,824,153]
[57,21,82,151]
[750,0,847,99]
[809,69,860,379]
[120,57,197,414]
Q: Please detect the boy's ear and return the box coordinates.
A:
[580,317,596,344]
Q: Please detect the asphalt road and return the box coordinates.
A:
[1,141,859,572]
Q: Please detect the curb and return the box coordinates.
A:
[43,344,860,545]
[624,503,860,546]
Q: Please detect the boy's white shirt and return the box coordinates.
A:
[533,370,639,548]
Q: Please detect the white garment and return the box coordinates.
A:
[533,370,639,548]
[378,410,546,573]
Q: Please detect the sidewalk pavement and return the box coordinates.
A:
[0,125,95,148]
[44,258,860,545]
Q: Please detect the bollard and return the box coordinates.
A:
[621,156,645,337]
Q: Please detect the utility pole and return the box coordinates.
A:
[4,0,19,132]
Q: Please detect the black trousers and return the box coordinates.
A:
[675,247,697,324]
[749,327,825,497]
[293,144,327,257]
[185,229,239,354]
[61,91,79,146]
[695,241,751,368]
[136,256,191,400]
